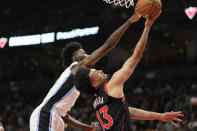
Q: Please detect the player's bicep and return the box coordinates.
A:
[110,68,132,87]
[112,55,140,85]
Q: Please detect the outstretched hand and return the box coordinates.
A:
[90,122,99,131]
[160,111,184,127]
[145,10,162,27]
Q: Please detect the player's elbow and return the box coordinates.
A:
[106,42,115,50]
[137,53,143,60]
[129,107,136,118]
[104,39,117,50]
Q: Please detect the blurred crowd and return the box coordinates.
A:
[0,73,196,131]
[0,47,197,131]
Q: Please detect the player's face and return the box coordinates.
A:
[73,49,88,62]
[89,69,108,88]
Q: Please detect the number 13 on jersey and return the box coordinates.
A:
[96,105,113,130]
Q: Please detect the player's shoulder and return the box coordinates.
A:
[69,62,80,74]
[70,62,78,67]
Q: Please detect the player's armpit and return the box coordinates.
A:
[107,69,130,98]
[107,54,140,89]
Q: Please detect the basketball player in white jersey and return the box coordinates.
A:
[29,14,141,131]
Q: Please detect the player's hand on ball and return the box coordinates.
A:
[160,111,184,127]
[145,10,162,27]
[129,13,141,23]
[90,122,99,131]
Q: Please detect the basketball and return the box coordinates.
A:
[135,0,162,18]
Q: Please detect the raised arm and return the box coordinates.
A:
[62,115,98,131]
[129,107,184,127]
[108,12,161,97]
[109,26,150,87]
[78,14,141,68]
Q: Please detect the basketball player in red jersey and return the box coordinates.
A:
[74,11,184,131]
[30,14,141,131]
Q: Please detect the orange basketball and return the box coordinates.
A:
[135,0,162,18]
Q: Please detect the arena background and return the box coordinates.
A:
[0,0,197,130]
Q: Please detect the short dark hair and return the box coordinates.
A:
[61,41,83,67]
[74,67,96,96]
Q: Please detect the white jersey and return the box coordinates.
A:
[30,62,80,131]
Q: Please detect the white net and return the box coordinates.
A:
[103,0,134,8]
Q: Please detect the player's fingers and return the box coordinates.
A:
[93,122,99,127]
[175,113,184,117]
[174,118,182,122]
[134,11,140,16]
[91,122,98,128]
[174,111,183,114]
[95,122,99,128]
[137,15,141,19]
[174,111,182,113]
[152,10,162,20]
[157,10,162,16]
[155,10,162,17]
[170,121,178,127]
[177,114,184,117]
[95,123,99,126]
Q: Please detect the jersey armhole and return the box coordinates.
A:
[104,82,108,94]
[104,82,125,102]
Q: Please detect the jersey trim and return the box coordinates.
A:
[104,82,125,103]
[104,83,108,94]
[122,97,125,103]
[37,71,73,131]
[49,86,75,131]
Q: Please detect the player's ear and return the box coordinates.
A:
[72,50,81,61]
[72,55,80,62]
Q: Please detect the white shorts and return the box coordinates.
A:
[30,106,66,131]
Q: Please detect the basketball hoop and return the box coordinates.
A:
[103,0,134,8]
